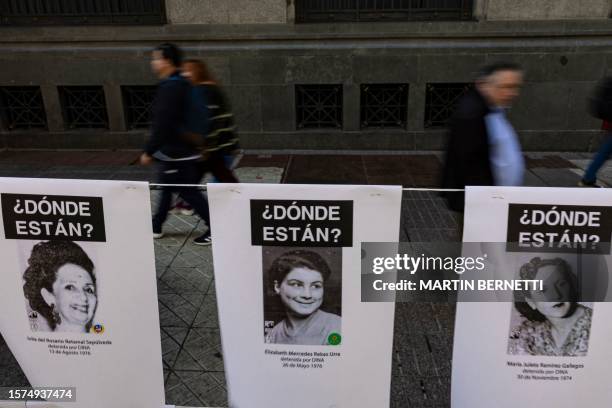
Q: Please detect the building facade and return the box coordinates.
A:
[0,0,611,151]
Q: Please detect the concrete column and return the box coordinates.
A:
[40,85,64,132]
[286,0,296,24]
[343,84,360,131]
[104,84,126,132]
[407,83,426,131]
[472,0,489,21]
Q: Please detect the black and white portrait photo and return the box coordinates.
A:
[22,240,98,334]
[262,247,342,346]
[507,256,593,357]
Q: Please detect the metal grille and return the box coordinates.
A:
[424,83,473,128]
[122,86,156,129]
[296,0,473,23]
[296,85,343,129]
[0,0,165,25]
[59,86,109,129]
[0,86,47,130]
[361,83,408,129]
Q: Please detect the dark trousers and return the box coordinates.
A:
[152,160,211,232]
[198,152,239,183]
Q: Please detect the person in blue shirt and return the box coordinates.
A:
[441,62,524,212]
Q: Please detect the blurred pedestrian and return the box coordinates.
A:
[580,77,612,187]
[140,43,212,245]
[441,62,524,212]
[182,58,240,182]
[169,58,241,215]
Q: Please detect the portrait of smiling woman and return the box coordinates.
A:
[23,240,98,333]
[508,257,593,357]
[263,248,341,346]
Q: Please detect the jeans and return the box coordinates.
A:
[583,132,612,183]
[152,160,211,232]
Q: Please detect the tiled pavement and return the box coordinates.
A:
[0,150,610,407]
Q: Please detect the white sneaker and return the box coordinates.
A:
[153,231,164,239]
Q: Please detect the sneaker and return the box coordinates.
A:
[179,208,195,216]
[193,232,212,246]
[152,228,164,239]
[169,206,181,215]
[578,179,602,188]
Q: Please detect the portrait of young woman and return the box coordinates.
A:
[263,247,341,346]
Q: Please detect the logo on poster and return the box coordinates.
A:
[91,324,105,334]
[327,332,341,346]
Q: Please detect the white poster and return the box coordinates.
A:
[452,186,612,408]
[0,178,165,408]
[209,183,402,408]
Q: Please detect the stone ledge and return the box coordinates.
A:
[0,20,611,43]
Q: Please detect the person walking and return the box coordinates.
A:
[579,77,612,187]
[441,62,524,212]
[168,58,241,215]
[182,58,240,183]
[140,43,212,245]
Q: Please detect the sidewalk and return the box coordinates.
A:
[0,150,609,407]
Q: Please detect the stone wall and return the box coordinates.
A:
[166,0,287,24]
[478,0,611,20]
[0,22,610,151]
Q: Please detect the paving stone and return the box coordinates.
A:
[523,170,549,186]
[530,167,583,187]
[160,268,211,294]
[182,372,221,400]
[284,155,367,184]
[233,166,284,183]
[164,382,202,407]
[193,297,220,328]
[173,349,205,370]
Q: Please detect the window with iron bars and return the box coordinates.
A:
[424,83,473,128]
[361,84,408,129]
[0,0,166,25]
[59,86,109,129]
[296,85,343,129]
[122,86,156,130]
[0,86,47,130]
[296,0,474,23]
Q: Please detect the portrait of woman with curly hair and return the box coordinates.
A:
[508,256,592,357]
[23,240,97,333]
[263,248,341,346]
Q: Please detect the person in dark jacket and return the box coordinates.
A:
[182,58,239,183]
[140,43,212,245]
[441,62,524,212]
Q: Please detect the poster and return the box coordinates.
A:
[208,183,402,408]
[452,186,612,408]
[0,178,165,408]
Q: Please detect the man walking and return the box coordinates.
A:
[441,62,524,211]
[140,43,212,245]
